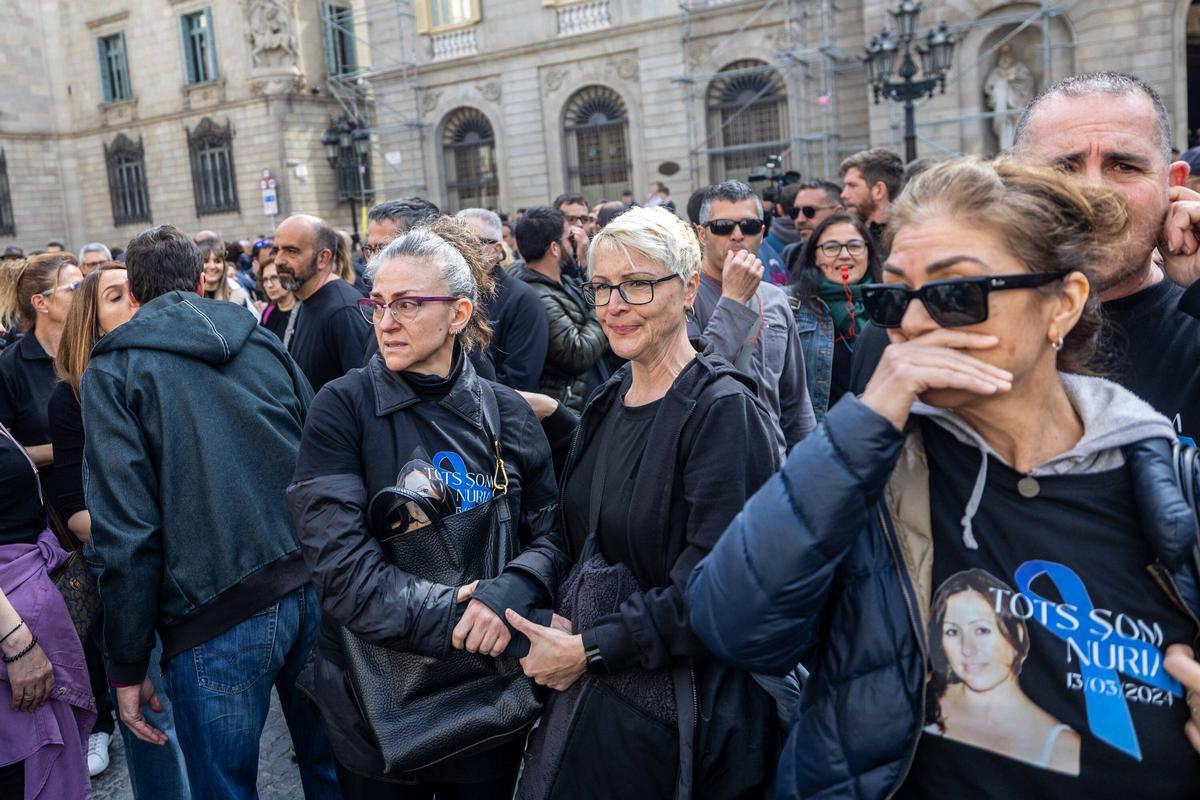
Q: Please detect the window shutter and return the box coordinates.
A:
[340,7,357,73]
[97,38,113,102]
[181,16,196,84]
[204,8,219,80]
[321,3,337,75]
[115,33,130,99]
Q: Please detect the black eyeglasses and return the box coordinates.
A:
[789,205,840,220]
[861,272,1068,328]
[361,243,386,260]
[816,239,867,258]
[704,218,764,236]
[580,274,681,306]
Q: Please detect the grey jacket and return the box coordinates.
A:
[687,276,816,456]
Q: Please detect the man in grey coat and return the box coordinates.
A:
[687,180,816,456]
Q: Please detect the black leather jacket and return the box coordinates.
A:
[508,262,607,412]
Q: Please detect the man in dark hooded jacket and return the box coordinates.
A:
[82,225,339,800]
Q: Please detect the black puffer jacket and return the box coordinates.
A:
[508,262,607,412]
[286,350,571,782]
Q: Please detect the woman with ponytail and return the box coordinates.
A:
[0,253,82,469]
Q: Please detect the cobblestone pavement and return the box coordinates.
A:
[90,690,306,799]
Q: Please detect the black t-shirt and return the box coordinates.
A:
[1103,279,1200,443]
[261,303,291,341]
[830,337,852,407]
[0,333,55,447]
[897,420,1200,799]
[0,428,44,545]
[562,395,661,569]
[287,279,371,394]
[46,380,85,520]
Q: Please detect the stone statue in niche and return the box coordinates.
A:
[247,0,298,69]
[984,45,1035,150]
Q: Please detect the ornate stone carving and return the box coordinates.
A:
[246,0,298,69]
[543,68,568,95]
[768,26,802,53]
[421,90,442,114]
[611,56,638,80]
[686,42,708,69]
[477,79,502,102]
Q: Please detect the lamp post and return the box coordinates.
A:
[322,116,371,243]
[862,2,956,162]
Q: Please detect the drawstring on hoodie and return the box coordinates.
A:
[960,449,988,550]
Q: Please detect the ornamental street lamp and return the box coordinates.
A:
[862,2,956,162]
[322,115,371,243]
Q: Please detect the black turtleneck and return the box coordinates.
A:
[401,345,465,401]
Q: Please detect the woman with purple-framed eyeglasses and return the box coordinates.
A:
[287,216,568,799]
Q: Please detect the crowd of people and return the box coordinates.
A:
[2,70,1200,800]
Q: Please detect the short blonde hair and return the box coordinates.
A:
[587,205,700,283]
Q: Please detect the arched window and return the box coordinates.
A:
[442,107,498,211]
[563,86,631,206]
[706,60,789,183]
[104,133,151,226]
[188,117,238,216]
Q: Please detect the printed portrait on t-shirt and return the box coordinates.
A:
[925,568,1082,776]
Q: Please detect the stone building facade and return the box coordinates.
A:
[5,0,1200,251]
[0,0,371,252]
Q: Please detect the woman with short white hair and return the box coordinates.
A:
[507,206,782,799]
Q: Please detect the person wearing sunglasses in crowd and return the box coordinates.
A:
[780,181,845,271]
[688,180,815,457]
[789,213,882,420]
[508,206,781,799]
[0,253,82,480]
[688,158,1200,799]
[763,184,804,263]
[287,217,567,799]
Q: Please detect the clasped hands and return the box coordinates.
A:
[452,581,586,691]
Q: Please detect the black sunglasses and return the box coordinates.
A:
[788,204,839,220]
[704,218,764,236]
[862,272,1068,328]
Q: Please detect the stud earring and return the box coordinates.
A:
[1051,336,1064,352]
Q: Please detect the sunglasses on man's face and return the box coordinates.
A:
[861,272,1068,328]
[704,218,764,237]
[789,205,840,220]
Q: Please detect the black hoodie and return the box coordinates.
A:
[82,291,314,683]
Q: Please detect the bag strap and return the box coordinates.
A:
[0,420,77,553]
[478,380,509,495]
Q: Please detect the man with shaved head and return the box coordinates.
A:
[274,213,370,392]
[1012,72,1200,443]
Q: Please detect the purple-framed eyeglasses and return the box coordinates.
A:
[357,296,460,325]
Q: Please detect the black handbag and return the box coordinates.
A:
[342,381,541,774]
[0,421,100,644]
[1170,441,1200,578]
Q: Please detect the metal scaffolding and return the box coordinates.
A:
[323,0,430,197]
[674,0,847,186]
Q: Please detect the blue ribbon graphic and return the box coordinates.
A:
[432,451,492,511]
[1013,560,1182,761]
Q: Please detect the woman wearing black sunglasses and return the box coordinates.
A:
[789,212,882,419]
[689,158,1200,799]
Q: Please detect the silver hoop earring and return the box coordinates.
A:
[1051,336,1064,352]
[684,306,696,322]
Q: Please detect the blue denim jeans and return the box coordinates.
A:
[163,585,340,800]
[112,635,192,799]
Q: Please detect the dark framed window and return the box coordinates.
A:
[188,117,238,216]
[98,33,132,103]
[563,86,631,208]
[321,3,357,76]
[706,60,789,183]
[105,134,151,226]
[181,9,218,85]
[442,108,498,212]
[0,150,14,237]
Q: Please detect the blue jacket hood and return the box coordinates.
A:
[92,291,258,365]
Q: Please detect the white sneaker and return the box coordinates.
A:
[87,731,111,777]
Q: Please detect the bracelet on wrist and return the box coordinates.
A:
[2,634,37,664]
[0,621,24,646]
